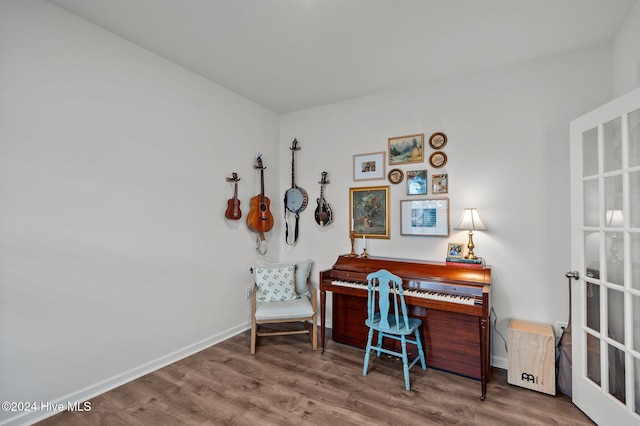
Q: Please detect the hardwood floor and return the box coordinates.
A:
[39,327,594,425]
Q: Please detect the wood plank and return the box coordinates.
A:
[37,326,593,426]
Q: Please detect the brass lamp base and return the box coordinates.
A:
[348,231,358,257]
[465,230,478,259]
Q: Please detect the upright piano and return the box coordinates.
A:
[319,255,491,400]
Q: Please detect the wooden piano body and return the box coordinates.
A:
[319,255,491,399]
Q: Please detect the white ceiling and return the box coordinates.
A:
[47,0,637,113]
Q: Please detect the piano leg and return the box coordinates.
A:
[320,289,326,353]
[480,316,489,400]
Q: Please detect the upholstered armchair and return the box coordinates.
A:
[250,260,318,354]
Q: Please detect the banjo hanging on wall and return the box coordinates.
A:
[284,138,308,245]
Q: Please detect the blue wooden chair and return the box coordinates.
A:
[362,269,426,390]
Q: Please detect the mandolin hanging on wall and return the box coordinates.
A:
[314,171,333,226]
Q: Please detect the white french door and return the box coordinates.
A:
[569,86,640,425]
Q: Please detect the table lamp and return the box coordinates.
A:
[455,208,486,260]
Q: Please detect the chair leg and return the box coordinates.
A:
[251,318,257,355]
[401,335,410,391]
[376,331,383,357]
[363,328,374,376]
[415,329,426,369]
[311,321,318,350]
[251,286,257,355]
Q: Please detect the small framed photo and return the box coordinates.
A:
[447,242,465,259]
[400,198,450,236]
[432,173,448,194]
[350,186,390,239]
[353,152,386,181]
[406,169,428,195]
[388,133,424,165]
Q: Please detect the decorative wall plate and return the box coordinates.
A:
[429,151,447,168]
[429,132,447,149]
[387,168,404,184]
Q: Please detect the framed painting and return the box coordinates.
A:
[353,152,386,181]
[447,242,465,259]
[432,173,448,194]
[350,186,390,238]
[399,198,450,236]
[388,133,424,165]
[406,169,428,195]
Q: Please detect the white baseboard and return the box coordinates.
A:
[492,355,508,370]
[1,323,250,426]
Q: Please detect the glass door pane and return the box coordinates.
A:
[631,171,640,228]
[604,117,622,172]
[607,288,625,344]
[585,231,600,278]
[633,295,640,352]
[633,233,640,291]
[583,127,599,176]
[586,282,600,332]
[630,108,640,167]
[609,344,626,403]
[584,180,599,227]
[587,333,601,386]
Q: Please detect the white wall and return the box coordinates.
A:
[278,45,614,369]
[0,1,279,424]
[613,0,640,96]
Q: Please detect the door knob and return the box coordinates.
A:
[565,270,580,280]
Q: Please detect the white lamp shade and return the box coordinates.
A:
[605,210,623,227]
[456,208,486,231]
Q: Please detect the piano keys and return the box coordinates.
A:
[331,279,481,306]
[319,255,491,400]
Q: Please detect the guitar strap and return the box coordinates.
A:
[285,212,300,246]
[284,192,300,245]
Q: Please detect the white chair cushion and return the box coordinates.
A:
[254,264,299,303]
[254,296,314,320]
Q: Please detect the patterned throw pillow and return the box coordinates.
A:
[293,259,312,297]
[254,264,299,303]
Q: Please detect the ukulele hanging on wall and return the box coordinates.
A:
[283,138,308,245]
[246,154,273,254]
[224,172,242,220]
[314,171,333,227]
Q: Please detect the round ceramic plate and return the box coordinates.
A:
[388,168,404,184]
[429,151,448,168]
[429,132,447,149]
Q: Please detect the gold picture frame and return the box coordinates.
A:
[388,133,424,165]
[350,186,390,239]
